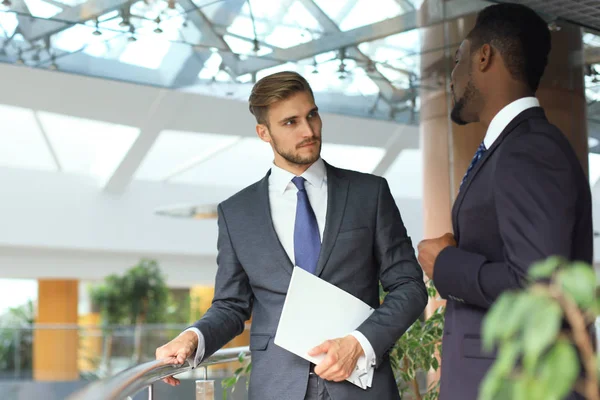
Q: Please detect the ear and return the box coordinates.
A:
[256,124,271,143]
[478,44,493,72]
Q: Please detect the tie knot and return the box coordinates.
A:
[292,176,306,191]
[477,142,487,153]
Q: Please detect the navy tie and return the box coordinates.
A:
[460,141,487,191]
[292,177,321,274]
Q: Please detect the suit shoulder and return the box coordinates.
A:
[497,117,587,186]
[328,164,386,187]
[505,115,567,149]
[219,178,263,211]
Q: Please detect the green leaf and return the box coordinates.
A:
[513,377,534,400]
[479,341,521,400]
[482,292,518,351]
[493,340,521,377]
[408,339,419,350]
[537,339,580,400]
[522,298,562,373]
[528,256,565,279]
[556,264,597,310]
[479,366,504,400]
[499,293,537,342]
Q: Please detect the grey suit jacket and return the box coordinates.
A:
[433,108,592,400]
[192,162,427,400]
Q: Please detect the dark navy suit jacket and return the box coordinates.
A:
[434,107,593,400]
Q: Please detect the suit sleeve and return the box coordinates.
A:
[191,204,253,360]
[356,178,428,367]
[433,132,579,309]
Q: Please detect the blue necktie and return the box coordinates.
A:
[292,177,321,274]
[460,141,487,191]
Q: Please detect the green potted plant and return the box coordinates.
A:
[480,256,599,400]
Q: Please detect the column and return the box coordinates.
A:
[33,279,79,381]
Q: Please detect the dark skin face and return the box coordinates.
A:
[450,38,534,129]
[450,39,484,126]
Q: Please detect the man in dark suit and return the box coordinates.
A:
[156,71,428,400]
[417,4,592,400]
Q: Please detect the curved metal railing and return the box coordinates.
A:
[67,346,251,400]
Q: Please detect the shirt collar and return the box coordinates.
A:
[484,97,540,149]
[269,158,327,195]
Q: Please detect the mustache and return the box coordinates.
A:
[296,138,321,149]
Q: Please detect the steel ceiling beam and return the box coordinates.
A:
[233,0,487,80]
[17,0,132,42]
[170,0,245,86]
[298,0,408,103]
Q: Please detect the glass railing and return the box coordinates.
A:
[0,323,249,380]
[67,346,251,400]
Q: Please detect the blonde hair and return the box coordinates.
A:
[249,71,315,126]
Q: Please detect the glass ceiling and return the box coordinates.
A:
[0,0,600,180]
[0,0,598,123]
[0,0,483,123]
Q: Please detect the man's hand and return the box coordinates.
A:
[308,335,364,382]
[417,233,457,280]
[155,330,198,386]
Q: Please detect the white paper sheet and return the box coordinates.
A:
[274,267,375,389]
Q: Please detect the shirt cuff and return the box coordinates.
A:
[349,330,376,369]
[182,327,205,368]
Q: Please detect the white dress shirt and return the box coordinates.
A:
[185,158,376,375]
[483,97,540,149]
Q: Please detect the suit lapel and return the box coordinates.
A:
[315,163,348,277]
[256,170,295,275]
[452,107,546,239]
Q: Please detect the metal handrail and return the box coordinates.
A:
[67,346,251,400]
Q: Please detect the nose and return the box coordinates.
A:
[300,119,316,138]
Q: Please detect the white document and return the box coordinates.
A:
[274,267,375,389]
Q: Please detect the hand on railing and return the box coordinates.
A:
[67,346,250,400]
[155,330,199,386]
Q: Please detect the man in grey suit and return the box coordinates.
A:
[417,4,592,400]
[156,71,427,400]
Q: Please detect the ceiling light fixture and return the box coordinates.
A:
[153,16,163,34]
[128,25,137,42]
[93,18,102,35]
[154,203,218,219]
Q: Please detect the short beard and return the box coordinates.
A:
[272,136,321,165]
[451,79,478,126]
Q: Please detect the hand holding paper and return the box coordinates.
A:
[308,335,364,382]
[274,267,375,389]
